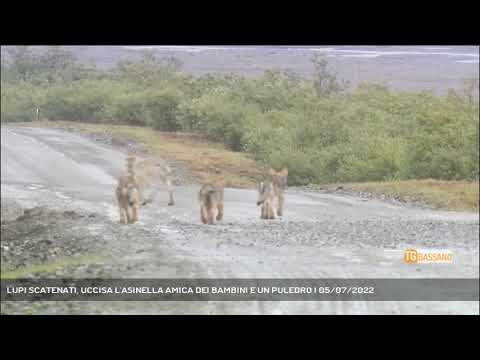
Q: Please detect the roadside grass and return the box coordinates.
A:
[6,121,479,212]
[347,179,479,212]
[0,254,105,279]
[23,303,51,315]
[13,121,262,188]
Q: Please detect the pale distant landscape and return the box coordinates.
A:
[26,45,480,95]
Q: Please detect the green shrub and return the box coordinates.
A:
[142,87,183,131]
[1,81,45,122]
[178,87,259,151]
[41,80,120,122]
[107,92,147,125]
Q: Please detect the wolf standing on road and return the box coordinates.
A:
[269,167,288,216]
[257,180,278,219]
[198,178,224,225]
[256,166,288,219]
[257,166,288,219]
[116,156,141,224]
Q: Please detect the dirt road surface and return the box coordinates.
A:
[1,126,478,314]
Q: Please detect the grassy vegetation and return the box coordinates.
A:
[349,180,479,212]
[23,303,51,315]
[0,254,105,279]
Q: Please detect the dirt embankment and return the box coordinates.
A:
[1,205,103,273]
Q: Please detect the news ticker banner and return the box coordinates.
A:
[1,279,478,301]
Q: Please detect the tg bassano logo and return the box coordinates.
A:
[404,249,454,264]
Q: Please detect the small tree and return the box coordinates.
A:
[39,46,77,83]
[311,54,349,97]
[161,56,183,73]
[4,46,38,81]
[114,51,182,85]
[463,78,479,105]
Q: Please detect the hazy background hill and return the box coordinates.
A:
[4,45,478,96]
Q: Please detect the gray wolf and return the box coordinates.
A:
[268,166,288,217]
[256,166,288,219]
[198,179,224,225]
[115,157,141,224]
[256,180,278,219]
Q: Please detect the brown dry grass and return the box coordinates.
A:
[349,179,479,212]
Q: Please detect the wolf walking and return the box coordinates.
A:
[268,166,288,217]
[198,179,224,225]
[115,155,175,224]
[256,180,278,219]
[256,166,288,220]
[115,156,141,224]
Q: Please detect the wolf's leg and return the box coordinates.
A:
[266,204,272,219]
[117,193,127,223]
[167,178,175,206]
[125,206,133,224]
[267,202,276,220]
[200,206,208,224]
[136,184,147,206]
[119,206,127,224]
[272,198,278,219]
[216,202,224,221]
[272,204,277,219]
[277,192,284,217]
[208,210,215,225]
[130,204,139,223]
[262,204,270,219]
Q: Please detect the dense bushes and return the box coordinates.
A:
[1,81,45,122]
[1,46,478,184]
[41,80,119,122]
[178,87,260,151]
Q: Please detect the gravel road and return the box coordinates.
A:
[1,126,478,314]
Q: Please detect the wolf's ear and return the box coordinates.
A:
[280,167,288,176]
